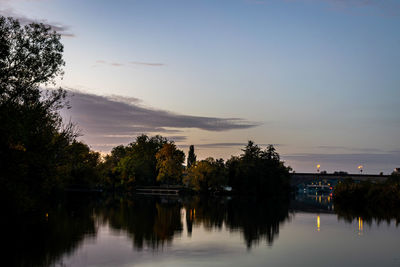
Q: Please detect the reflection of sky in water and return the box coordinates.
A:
[60,210,400,267]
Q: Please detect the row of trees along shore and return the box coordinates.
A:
[0,16,292,214]
[100,136,292,195]
[334,172,400,216]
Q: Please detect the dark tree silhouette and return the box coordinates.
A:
[0,16,75,212]
[226,141,291,195]
[187,145,196,168]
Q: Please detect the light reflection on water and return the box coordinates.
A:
[4,195,400,267]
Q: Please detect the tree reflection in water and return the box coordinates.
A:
[334,201,400,227]
[1,196,97,267]
[5,195,400,266]
[97,197,183,250]
[184,196,291,248]
[2,195,291,266]
[96,196,291,250]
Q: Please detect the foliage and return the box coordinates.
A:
[184,158,227,192]
[98,145,130,190]
[0,17,65,104]
[334,176,400,212]
[183,142,291,195]
[156,143,185,185]
[187,145,196,168]
[98,135,186,190]
[387,170,400,184]
[121,135,167,185]
[0,16,78,211]
[226,141,291,195]
[99,134,169,189]
[59,141,101,188]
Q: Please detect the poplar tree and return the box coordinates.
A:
[187,145,196,168]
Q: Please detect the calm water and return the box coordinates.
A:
[5,195,400,267]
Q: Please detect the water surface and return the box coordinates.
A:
[5,195,400,266]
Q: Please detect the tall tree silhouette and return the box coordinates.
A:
[187,145,196,168]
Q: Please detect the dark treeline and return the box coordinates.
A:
[101,137,292,196]
[334,172,400,224]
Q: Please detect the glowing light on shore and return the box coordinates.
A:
[317,215,320,232]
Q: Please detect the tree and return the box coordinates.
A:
[0,16,65,105]
[265,144,280,161]
[227,141,291,195]
[115,134,168,186]
[0,16,74,211]
[99,145,131,190]
[59,141,101,188]
[241,140,262,161]
[185,157,227,192]
[187,145,196,168]
[156,143,185,185]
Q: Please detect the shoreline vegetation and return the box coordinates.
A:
[333,173,400,222]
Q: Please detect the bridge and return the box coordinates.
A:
[291,173,389,186]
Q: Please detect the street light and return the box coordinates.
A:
[358,165,363,174]
[317,164,321,173]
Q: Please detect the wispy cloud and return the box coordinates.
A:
[96,60,124,67]
[316,145,385,153]
[179,142,283,148]
[95,60,165,68]
[129,61,165,67]
[61,90,259,151]
[0,8,75,37]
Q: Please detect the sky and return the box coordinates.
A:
[1,0,399,173]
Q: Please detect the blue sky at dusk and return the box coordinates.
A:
[1,0,399,173]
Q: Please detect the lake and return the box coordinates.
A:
[5,195,400,267]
